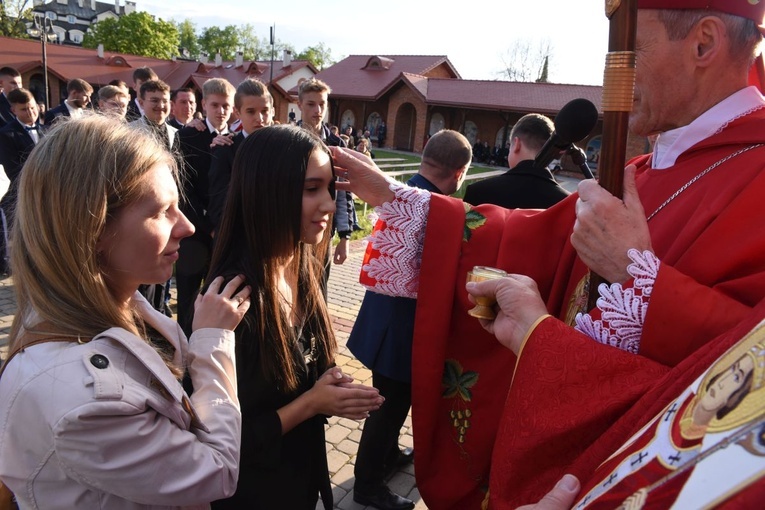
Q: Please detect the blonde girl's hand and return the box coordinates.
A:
[192,275,251,332]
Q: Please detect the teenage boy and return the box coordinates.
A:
[175,78,235,334]
[208,78,273,230]
[97,85,129,119]
[297,78,358,266]
[126,67,158,122]
[0,67,22,127]
[130,79,177,315]
[0,88,43,271]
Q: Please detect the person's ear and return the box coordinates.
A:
[693,16,724,65]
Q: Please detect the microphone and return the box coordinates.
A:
[566,144,594,179]
[533,98,598,171]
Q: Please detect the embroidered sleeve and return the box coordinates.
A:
[574,249,660,353]
[361,183,431,298]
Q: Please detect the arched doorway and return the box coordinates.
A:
[394,103,416,151]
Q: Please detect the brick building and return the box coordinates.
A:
[314,54,649,171]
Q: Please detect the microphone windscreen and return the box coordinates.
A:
[554,98,598,143]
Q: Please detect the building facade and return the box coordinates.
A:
[31,0,136,46]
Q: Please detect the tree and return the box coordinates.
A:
[497,38,554,83]
[83,11,179,59]
[175,18,200,59]
[0,0,33,39]
[238,23,268,61]
[296,42,334,70]
[536,55,549,83]
[198,25,240,61]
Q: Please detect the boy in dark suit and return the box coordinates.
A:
[208,78,273,231]
[0,88,43,271]
[463,113,570,209]
[0,67,22,128]
[125,67,158,122]
[175,78,235,334]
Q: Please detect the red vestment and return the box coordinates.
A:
[493,302,765,509]
[401,106,765,508]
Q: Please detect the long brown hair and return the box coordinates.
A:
[9,115,176,348]
[207,125,336,392]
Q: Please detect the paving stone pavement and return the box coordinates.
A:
[0,241,424,509]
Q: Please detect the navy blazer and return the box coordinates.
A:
[346,173,441,382]
[178,123,221,236]
[0,120,43,214]
[43,102,71,125]
[463,159,570,209]
[208,132,245,230]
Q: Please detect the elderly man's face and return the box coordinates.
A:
[630,10,696,136]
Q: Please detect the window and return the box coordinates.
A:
[45,12,56,21]
[68,15,76,24]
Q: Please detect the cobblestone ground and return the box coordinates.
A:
[0,241,424,509]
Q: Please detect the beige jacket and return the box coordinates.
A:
[0,294,240,509]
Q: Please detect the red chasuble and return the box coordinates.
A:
[387,106,765,508]
[492,300,765,509]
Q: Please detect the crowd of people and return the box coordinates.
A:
[1,1,765,509]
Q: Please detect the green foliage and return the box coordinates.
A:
[296,42,334,70]
[198,25,240,61]
[0,0,33,39]
[82,11,179,59]
[175,18,201,59]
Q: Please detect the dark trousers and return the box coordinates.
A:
[354,371,412,490]
[176,231,212,336]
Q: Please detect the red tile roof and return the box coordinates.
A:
[423,78,603,114]
[313,55,460,99]
[0,36,315,91]
[315,54,604,116]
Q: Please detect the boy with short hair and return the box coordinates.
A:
[0,67,22,127]
[97,85,129,119]
[126,67,158,121]
[175,78,236,334]
[0,88,42,271]
[207,78,273,230]
[297,78,358,266]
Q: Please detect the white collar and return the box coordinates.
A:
[652,86,765,169]
[64,99,83,118]
[206,117,228,135]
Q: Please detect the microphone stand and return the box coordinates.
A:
[566,145,594,179]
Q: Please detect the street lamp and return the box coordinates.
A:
[27,13,57,108]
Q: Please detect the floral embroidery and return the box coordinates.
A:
[575,249,660,353]
[442,359,478,445]
[463,203,487,242]
[363,183,430,298]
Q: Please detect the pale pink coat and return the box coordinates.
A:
[0,294,240,509]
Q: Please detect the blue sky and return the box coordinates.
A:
[138,0,610,86]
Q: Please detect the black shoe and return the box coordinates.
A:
[384,447,414,478]
[353,486,415,510]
